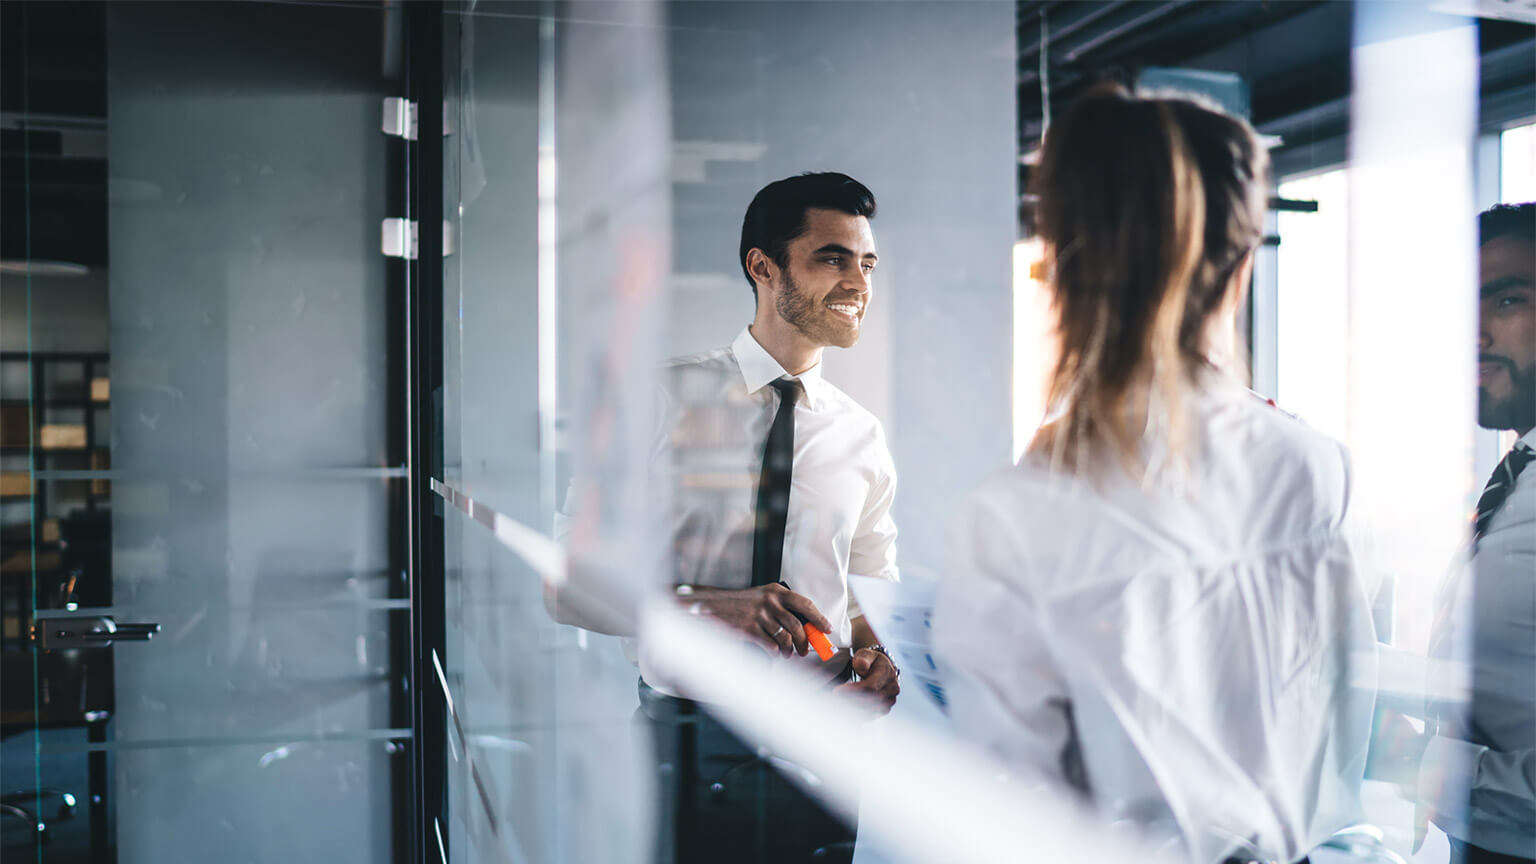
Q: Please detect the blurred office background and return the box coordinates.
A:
[1,1,1531,862]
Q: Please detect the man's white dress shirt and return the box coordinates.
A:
[1421,428,1536,859]
[934,374,1378,864]
[639,326,899,694]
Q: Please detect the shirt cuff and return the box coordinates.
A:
[1418,734,1485,829]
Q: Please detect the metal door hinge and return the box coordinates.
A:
[383,96,451,139]
[383,97,418,141]
[382,219,455,259]
[383,218,418,260]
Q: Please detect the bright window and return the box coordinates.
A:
[1275,169,1351,443]
[1502,122,1536,202]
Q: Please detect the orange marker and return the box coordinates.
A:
[803,623,836,662]
[777,581,836,661]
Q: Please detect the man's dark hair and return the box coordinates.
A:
[739,172,876,295]
[1479,202,1535,248]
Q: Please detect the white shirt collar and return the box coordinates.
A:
[730,326,826,410]
[1518,428,1536,453]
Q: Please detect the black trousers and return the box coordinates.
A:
[637,679,856,864]
[1451,838,1536,864]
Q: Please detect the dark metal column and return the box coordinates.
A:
[384,4,414,859]
[404,3,448,862]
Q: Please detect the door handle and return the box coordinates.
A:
[34,616,161,651]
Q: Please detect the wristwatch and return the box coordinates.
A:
[867,644,900,678]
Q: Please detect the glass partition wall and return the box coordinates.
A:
[433,4,1530,864]
[2,3,421,861]
[436,4,671,861]
[4,2,1529,863]
[433,2,1019,861]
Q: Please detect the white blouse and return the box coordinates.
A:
[934,376,1378,864]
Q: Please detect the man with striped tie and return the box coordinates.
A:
[1427,202,1536,864]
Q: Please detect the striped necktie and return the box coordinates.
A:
[1414,442,1533,850]
[1474,443,1535,546]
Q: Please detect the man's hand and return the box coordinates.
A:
[680,583,832,658]
[835,648,900,715]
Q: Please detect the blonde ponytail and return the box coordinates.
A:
[1030,85,1266,481]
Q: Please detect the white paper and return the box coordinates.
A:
[849,575,947,710]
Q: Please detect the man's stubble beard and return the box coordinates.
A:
[1479,358,1536,433]
[774,269,857,349]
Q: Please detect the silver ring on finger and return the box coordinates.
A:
[772,625,785,637]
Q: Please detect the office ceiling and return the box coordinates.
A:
[2,1,1533,267]
[1016,0,1535,180]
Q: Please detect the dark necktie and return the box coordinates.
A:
[751,378,800,587]
[1474,443,1534,546]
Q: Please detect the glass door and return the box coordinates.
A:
[1,3,418,860]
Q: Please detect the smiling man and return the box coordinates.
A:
[638,172,901,863]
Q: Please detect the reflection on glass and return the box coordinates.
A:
[1431,204,1534,863]
[1452,201,1536,862]
[1367,202,1535,864]
[442,4,664,863]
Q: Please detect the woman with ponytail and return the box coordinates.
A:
[934,85,1377,864]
